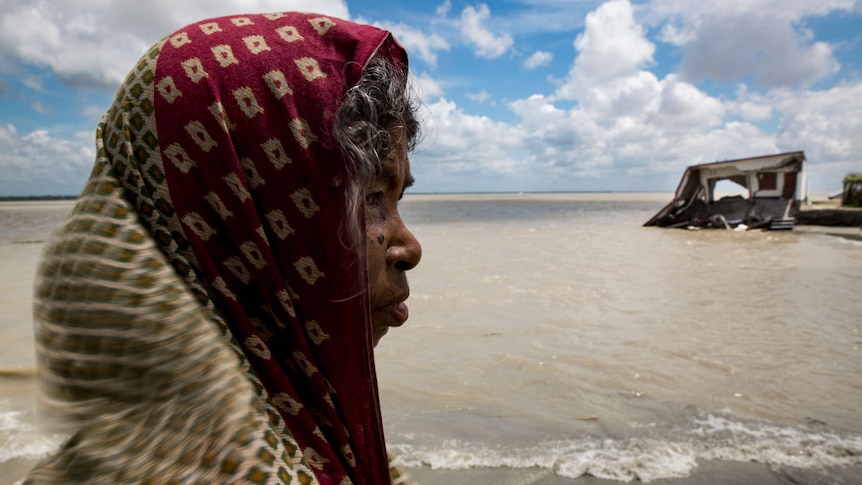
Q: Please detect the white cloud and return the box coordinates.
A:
[648,0,857,22]
[678,17,838,87]
[507,88,776,183]
[415,98,532,191]
[736,102,773,122]
[31,101,49,114]
[654,75,725,130]
[413,72,445,101]
[529,0,768,183]
[725,85,773,122]
[408,0,772,189]
[423,99,523,165]
[22,75,44,92]
[0,0,350,89]
[657,22,694,46]
[436,0,452,17]
[459,4,514,59]
[769,82,862,188]
[576,71,662,119]
[568,0,654,85]
[508,95,611,174]
[648,0,850,87]
[465,90,491,104]
[0,3,139,89]
[773,83,862,161]
[0,123,93,195]
[371,20,450,68]
[523,51,553,70]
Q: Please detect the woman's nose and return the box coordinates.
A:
[388,220,421,271]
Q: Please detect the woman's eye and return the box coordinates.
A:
[365,191,384,206]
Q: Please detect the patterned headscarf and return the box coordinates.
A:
[106,12,406,484]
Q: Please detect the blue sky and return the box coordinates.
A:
[1,0,861,196]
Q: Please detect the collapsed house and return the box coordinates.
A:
[645,151,807,230]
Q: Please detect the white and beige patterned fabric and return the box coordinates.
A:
[26,11,415,485]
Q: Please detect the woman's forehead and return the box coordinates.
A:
[378,138,412,190]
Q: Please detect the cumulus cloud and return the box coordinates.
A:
[413,72,445,101]
[765,82,862,188]
[0,0,350,89]
[725,85,773,122]
[523,51,553,70]
[508,95,610,173]
[409,0,776,189]
[654,75,725,130]
[677,17,838,87]
[415,98,534,191]
[650,1,847,87]
[459,4,514,59]
[570,0,654,83]
[773,83,862,160]
[497,0,768,182]
[405,0,861,192]
[370,20,450,68]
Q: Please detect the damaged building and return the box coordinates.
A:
[645,151,807,230]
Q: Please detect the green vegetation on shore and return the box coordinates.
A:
[843,172,862,207]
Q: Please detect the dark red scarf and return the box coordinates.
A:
[148,12,407,484]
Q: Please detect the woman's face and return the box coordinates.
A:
[365,131,422,346]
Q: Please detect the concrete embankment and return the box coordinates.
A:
[797,203,862,227]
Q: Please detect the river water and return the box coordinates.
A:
[2,194,861,484]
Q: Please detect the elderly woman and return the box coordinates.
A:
[27,11,421,485]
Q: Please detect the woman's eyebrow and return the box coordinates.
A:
[381,164,413,189]
[398,174,415,200]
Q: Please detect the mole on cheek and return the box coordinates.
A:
[377,234,385,245]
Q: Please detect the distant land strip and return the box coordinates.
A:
[0,195,77,201]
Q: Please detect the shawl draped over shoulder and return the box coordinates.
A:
[26,11,413,485]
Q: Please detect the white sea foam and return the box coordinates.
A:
[0,407,65,463]
[692,414,862,469]
[389,414,862,483]
[390,438,697,482]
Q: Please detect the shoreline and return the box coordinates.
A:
[7,455,861,484]
[7,444,862,485]
[404,460,862,484]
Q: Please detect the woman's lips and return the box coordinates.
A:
[375,301,409,327]
[372,297,409,345]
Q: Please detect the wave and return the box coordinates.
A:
[4,406,861,481]
[0,408,66,463]
[388,413,862,483]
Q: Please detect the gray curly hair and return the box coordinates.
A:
[334,56,421,232]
